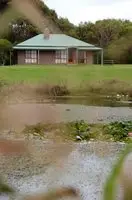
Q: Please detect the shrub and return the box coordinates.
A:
[0,79,7,90]
[87,79,132,96]
[50,85,70,96]
[0,39,12,66]
[23,123,46,138]
[128,89,132,99]
[69,120,90,140]
[36,84,70,97]
[104,121,132,141]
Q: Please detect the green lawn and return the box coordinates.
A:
[0,65,131,85]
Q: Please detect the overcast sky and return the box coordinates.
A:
[45,0,132,25]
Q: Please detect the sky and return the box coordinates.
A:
[45,0,132,25]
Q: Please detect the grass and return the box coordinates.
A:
[0,64,132,98]
[0,65,131,84]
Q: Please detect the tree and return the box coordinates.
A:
[1,1,132,64]
[93,19,125,48]
[0,39,12,65]
[75,22,96,44]
[0,0,10,13]
[7,18,38,43]
[57,17,76,37]
[106,35,132,63]
[0,0,61,44]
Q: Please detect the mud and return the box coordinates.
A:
[0,103,131,131]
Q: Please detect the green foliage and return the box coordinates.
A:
[7,18,38,44]
[2,1,132,63]
[0,39,12,50]
[106,35,132,63]
[0,177,15,194]
[1,65,132,98]
[50,85,70,96]
[69,120,90,140]
[57,17,76,37]
[104,121,132,141]
[0,0,10,13]
[0,39,12,65]
[23,123,45,138]
[36,84,70,97]
[0,79,7,88]
[104,144,132,200]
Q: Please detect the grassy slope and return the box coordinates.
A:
[0,65,131,85]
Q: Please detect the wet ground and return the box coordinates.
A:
[0,103,132,131]
[0,142,126,200]
[53,96,132,107]
[0,98,131,200]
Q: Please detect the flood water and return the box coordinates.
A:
[53,96,132,107]
[0,96,131,200]
[0,102,132,130]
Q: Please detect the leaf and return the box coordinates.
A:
[0,177,15,194]
[103,144,132,200]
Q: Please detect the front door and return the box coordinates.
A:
[68,48,77,64]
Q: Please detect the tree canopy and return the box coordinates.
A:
[0,38,12,65]
[1,0,132,64]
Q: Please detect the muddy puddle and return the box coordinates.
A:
[53,96,132,107]
[0,98,131,200]
[0,103,131,131]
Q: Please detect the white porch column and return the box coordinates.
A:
[37,50,40,64]
[66,48,69,64]
[9,51,12,66]
[76,48,79,64]
[101,49,104,65]
[96,52,99,64]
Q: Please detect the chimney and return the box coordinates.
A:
[44,27,50,39]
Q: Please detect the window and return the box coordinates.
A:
[55,50,67,64]
[25,50,37,64]
[78,50,87,64]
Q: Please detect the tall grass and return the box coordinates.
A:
[104,144,132,200]
[0,79,131,102]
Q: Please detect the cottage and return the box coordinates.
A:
[13,30,103,65]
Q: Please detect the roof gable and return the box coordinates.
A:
[15,34,95,48]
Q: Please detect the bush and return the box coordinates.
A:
[23,123,46,138]
[128,89,132,100]
[88,79,132,96]
[36,84,70,97]
[50,85,70,96]
[104,121,132,141]
[69,120,90,140]
[0,39,12,66]
[0,79,7,90]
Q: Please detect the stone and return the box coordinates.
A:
[76,136,82,141]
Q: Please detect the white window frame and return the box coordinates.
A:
[55,50,67,64]
[25,50,37,64]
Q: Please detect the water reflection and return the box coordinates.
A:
[53,96,132,107]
